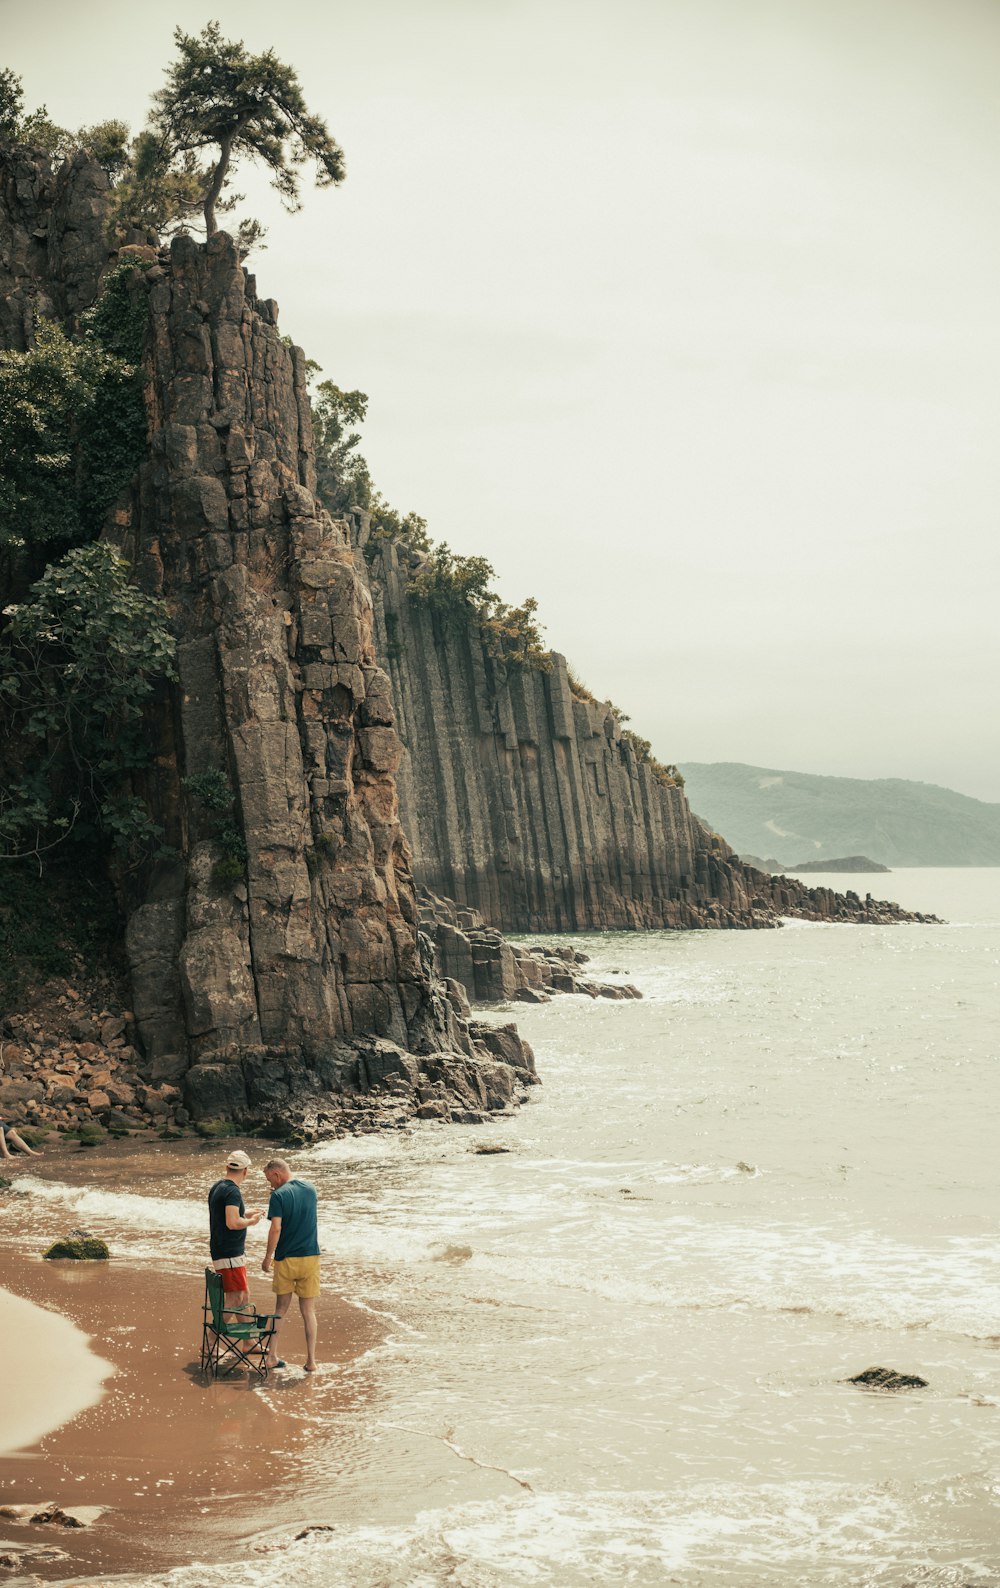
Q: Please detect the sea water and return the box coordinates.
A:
[8,867,1000,1585]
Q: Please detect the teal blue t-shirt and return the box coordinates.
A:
[267,1178,320,1260]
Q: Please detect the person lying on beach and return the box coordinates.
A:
[0,1121,42,1161]
[208,1149,263,1314]
[261,1158,321,1374]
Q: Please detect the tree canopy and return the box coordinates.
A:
[0,67,71,159]
[148,21,345,237]
[1,31,344,252]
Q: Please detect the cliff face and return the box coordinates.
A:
[365,536,926,933]
[118,233,537,1123]
[0,147,114,349]
[0,152,536,1132]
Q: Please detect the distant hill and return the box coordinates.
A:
[678,763,1000,867]
[787,855,890,874]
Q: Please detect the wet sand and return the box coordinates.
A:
[0,1258,385,1581]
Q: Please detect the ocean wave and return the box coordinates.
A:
[9,1175,202,1233]
[59,1480,999,1586]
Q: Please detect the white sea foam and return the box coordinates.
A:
[63,1481,997,1586]
[11,1175,201,1233]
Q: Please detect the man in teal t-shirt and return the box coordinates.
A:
[261,1158,320,1372]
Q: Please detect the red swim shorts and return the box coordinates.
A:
[219,1265,248,1293]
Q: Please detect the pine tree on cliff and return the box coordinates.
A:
[148,21,346,239]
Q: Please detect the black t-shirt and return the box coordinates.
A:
[208,1178,246,1261]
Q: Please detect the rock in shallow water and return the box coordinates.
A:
[847,1366,929,1391]
[43,1236,110,1261]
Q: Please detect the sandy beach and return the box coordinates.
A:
[0,1284,112,1457]
[0,1191,385,1582]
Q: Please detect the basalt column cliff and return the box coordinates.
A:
[364,535,925,933]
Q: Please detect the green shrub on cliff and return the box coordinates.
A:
[183,770,247,888]
[0,542,176,867]
[620,729,683,788]
[310,379,430,555]
[312,381,374,515]
[408,543,549,671]
[0,265,148,582]
[0,850,122,1006]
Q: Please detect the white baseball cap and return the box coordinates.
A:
[226,1150,252,1170]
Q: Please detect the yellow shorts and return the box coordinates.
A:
[272,1255,321,1298]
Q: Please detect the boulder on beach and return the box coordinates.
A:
[43,1234,110,1261]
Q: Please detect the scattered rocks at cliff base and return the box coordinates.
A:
[420,890,643,1006]
[0,980,175,1143]
[0,967,538,1142]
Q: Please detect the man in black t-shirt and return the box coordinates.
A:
[207,1149,262,1310]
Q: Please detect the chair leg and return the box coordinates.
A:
[201,1325,274,1380]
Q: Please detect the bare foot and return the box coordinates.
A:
[304,1362,317,1373]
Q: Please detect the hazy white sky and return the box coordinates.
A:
[5,0,999,799]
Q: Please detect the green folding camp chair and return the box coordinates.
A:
[200,1267,280,1380]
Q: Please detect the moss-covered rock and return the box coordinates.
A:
[193,1117,234,1139]
[74,1125,108,1147]
[43,1236,110,1260]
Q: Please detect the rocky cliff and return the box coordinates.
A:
[364,535,930,933]
[0,146,119,350]
[0,148,537,1135]
[0,146,932,1150]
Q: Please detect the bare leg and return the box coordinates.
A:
[5,1129,41,1157]
[267,1290,293,1366]
[221,1287,249,1321]
[300,1296,318,1372]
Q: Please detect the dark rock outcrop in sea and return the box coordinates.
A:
[847,1366,929,1392]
